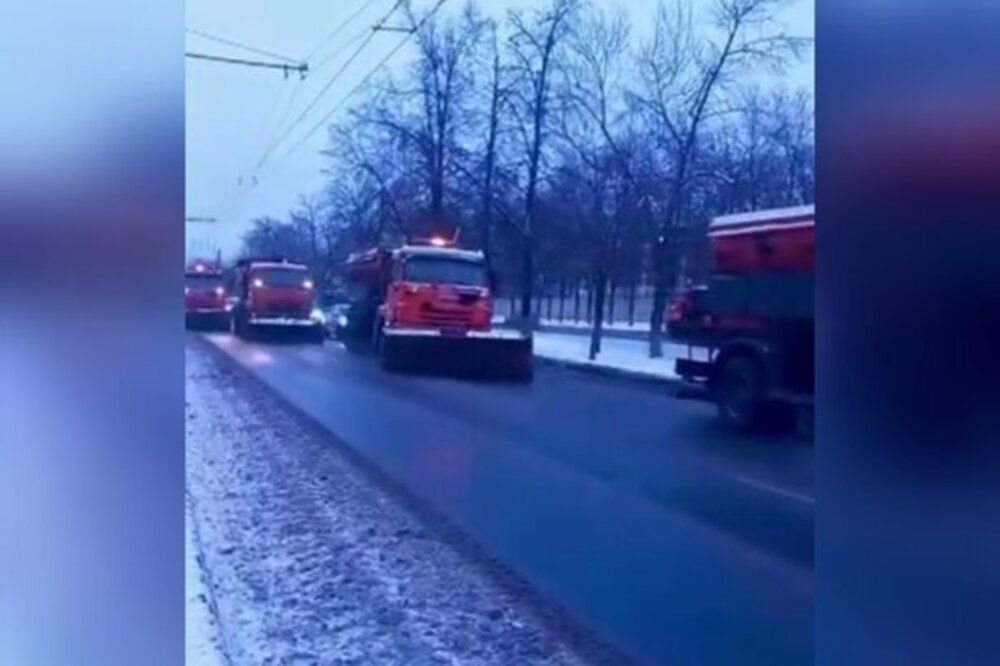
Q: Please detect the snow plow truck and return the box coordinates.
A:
[338,238,533,381]
[230,257,326,343]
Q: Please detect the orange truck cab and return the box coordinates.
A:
[231,258,325,342]
[185,260,230,330]
[340,239,532,380]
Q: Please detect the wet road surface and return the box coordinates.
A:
[199,332,813,664]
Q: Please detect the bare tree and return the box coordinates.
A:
[241,216,311,261]
[560,8,635,358]
[361,4,486,234]
[634,0,808,357]
[506,0,581,324]
[323,111,419,240]
[289,194,322,278]
[768,88,814,204]
[477,19,506,265]
[295,0,812,348]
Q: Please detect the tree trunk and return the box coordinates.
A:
[607,280,616,324]
[589,270,608,360]
[481,45,501,266]
[586,280,594,322]
[649,154,690,357]
[573,279,581,321]
[627,280,636,326]
[648,236,670,358]
[519,236,534,325]
[546,279,554,320]
[558,276,566,321]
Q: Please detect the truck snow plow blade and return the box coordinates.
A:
[381,329,533,381]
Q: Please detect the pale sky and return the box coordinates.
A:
[185,0,813,260]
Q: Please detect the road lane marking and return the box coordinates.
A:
[729,474,815,506]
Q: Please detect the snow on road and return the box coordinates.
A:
[186,498,226,666]
[185,339,608,665]
[532,331,708,381]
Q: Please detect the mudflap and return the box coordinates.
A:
[382,334,533,382]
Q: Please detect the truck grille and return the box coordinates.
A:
[418,303,474,327]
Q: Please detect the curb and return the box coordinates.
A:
[532,353,686,390]
[496,319,651,341]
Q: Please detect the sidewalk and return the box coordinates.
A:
[532,331,709,383]
[538,318,651,333]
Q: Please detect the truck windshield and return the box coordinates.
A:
[252,267,309,288]
[403,257,486,287]
[186,274,224,289]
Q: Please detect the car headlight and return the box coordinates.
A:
[310,308,327,324]
[337,315,349,328]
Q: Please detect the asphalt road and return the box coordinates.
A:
[199,332,814,665]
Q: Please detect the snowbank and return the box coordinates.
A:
[532,332,708,381]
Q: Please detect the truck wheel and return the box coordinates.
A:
[716,353,764,431]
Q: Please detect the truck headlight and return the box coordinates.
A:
[310,308,327,324]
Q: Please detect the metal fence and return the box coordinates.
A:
[497,283,671,328]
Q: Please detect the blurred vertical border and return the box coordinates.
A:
[818,0,1000,663]
[0,2,183,665]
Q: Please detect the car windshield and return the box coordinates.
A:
[185,273,224,289]
[403,257,486,287]
[252,267,309,288]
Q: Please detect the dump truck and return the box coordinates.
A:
[185,259,230,330]
[230,257,325,343]
[668,205,815,431]
[339,238,533,381]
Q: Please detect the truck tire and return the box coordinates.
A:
[715,353,764,431]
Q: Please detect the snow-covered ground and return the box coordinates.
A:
[186,500,225,666]
[538,318,652,332]
[185,340,609,665]
[532,332,709,381]
[492,315,652,333]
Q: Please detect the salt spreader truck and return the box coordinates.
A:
[667,205,815,430]
[338,238,533,381]
[230,257,326,342]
